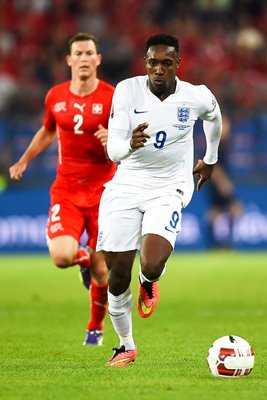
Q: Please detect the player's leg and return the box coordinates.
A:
[104,250,138,366]
[47,201,88,269]
[97,188,141,365]
[48,235,84,268]
[138,195,183,318]
[48,235,91,290]
[82,204,109,345]
[83,250,108,346]
[138,234,171,318]
[103,248,138,366]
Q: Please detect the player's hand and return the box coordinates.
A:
[94,124,108,147]
[130,123,150,149]
[193,159,215,192]
[9,161,27,180]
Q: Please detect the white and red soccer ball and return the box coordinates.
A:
[207,335,255,378]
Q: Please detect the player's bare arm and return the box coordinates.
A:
[193,159,215,192]
[130,123,150,149]
[9,126,56,180]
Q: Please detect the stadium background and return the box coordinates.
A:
[0,0,267,252]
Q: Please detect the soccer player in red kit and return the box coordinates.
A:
[9,32,116,346]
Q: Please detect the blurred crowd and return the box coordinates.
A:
[0,0,267,188]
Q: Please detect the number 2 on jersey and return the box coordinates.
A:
[74,114,84,134]
[51,204,61,222]
[154,131,167,149]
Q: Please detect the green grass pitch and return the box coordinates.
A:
[0,252,266,400]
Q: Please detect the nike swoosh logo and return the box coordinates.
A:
[109,356,134,366]
[134,109,148,114]
[139,297,153,314]
[164,226,173,233]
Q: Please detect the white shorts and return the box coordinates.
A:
[96,187,183,252]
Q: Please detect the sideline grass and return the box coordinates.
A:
[0,252,266,400]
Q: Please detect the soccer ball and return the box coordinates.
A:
[207,335,255,378]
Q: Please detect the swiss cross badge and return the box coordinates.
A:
[92,103,103,114]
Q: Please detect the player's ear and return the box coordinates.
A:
[66,55,71,67]
[96,54,102,67]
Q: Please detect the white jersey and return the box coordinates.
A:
[106,75,219,207]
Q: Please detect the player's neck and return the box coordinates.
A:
[70,78,99,97]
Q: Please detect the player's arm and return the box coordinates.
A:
[106,80,151,162]
[107,123,150,162]
[193,102,222,191]
[107,128,134,162]
[9,125,56,180]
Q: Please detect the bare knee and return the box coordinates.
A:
[90,252,108,285]
[50,251,72,269]
[140,235,172,280]
[48,236,77,269]
[140,256,166,281]
[109,265,132,295]
[93,267,108,284]
[104,251,136,296]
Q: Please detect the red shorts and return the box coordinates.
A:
[46,199,100,250]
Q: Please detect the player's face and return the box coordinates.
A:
[66,40,102,80]
[145,45,180,99]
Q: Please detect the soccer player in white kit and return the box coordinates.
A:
[97,34,222,366]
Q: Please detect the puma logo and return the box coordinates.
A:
[74,103,86,113]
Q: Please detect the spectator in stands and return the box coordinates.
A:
[206,116,243,248]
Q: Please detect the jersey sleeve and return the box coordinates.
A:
[199,85,218,121]
[107,80,135,162]
[198,86,222,164]
[43,89,56,132]
[108,80,132,131]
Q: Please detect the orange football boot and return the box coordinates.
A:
[106,345,137,367]
[138,278,159,318]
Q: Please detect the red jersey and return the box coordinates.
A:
[43,80,116,207]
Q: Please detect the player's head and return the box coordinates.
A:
[145,34,181,99]
[67,32,100,55]
[66,32,102,81]
[146,34,179,54]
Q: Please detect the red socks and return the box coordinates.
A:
[71,247,90,268]
[71,247,108,331]
[87,280,108,331]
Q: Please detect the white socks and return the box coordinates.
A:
[108,265,167,350]
[108,287,135,350]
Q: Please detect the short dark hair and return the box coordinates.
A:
[146,34,179,53]
[67,32,99,55]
